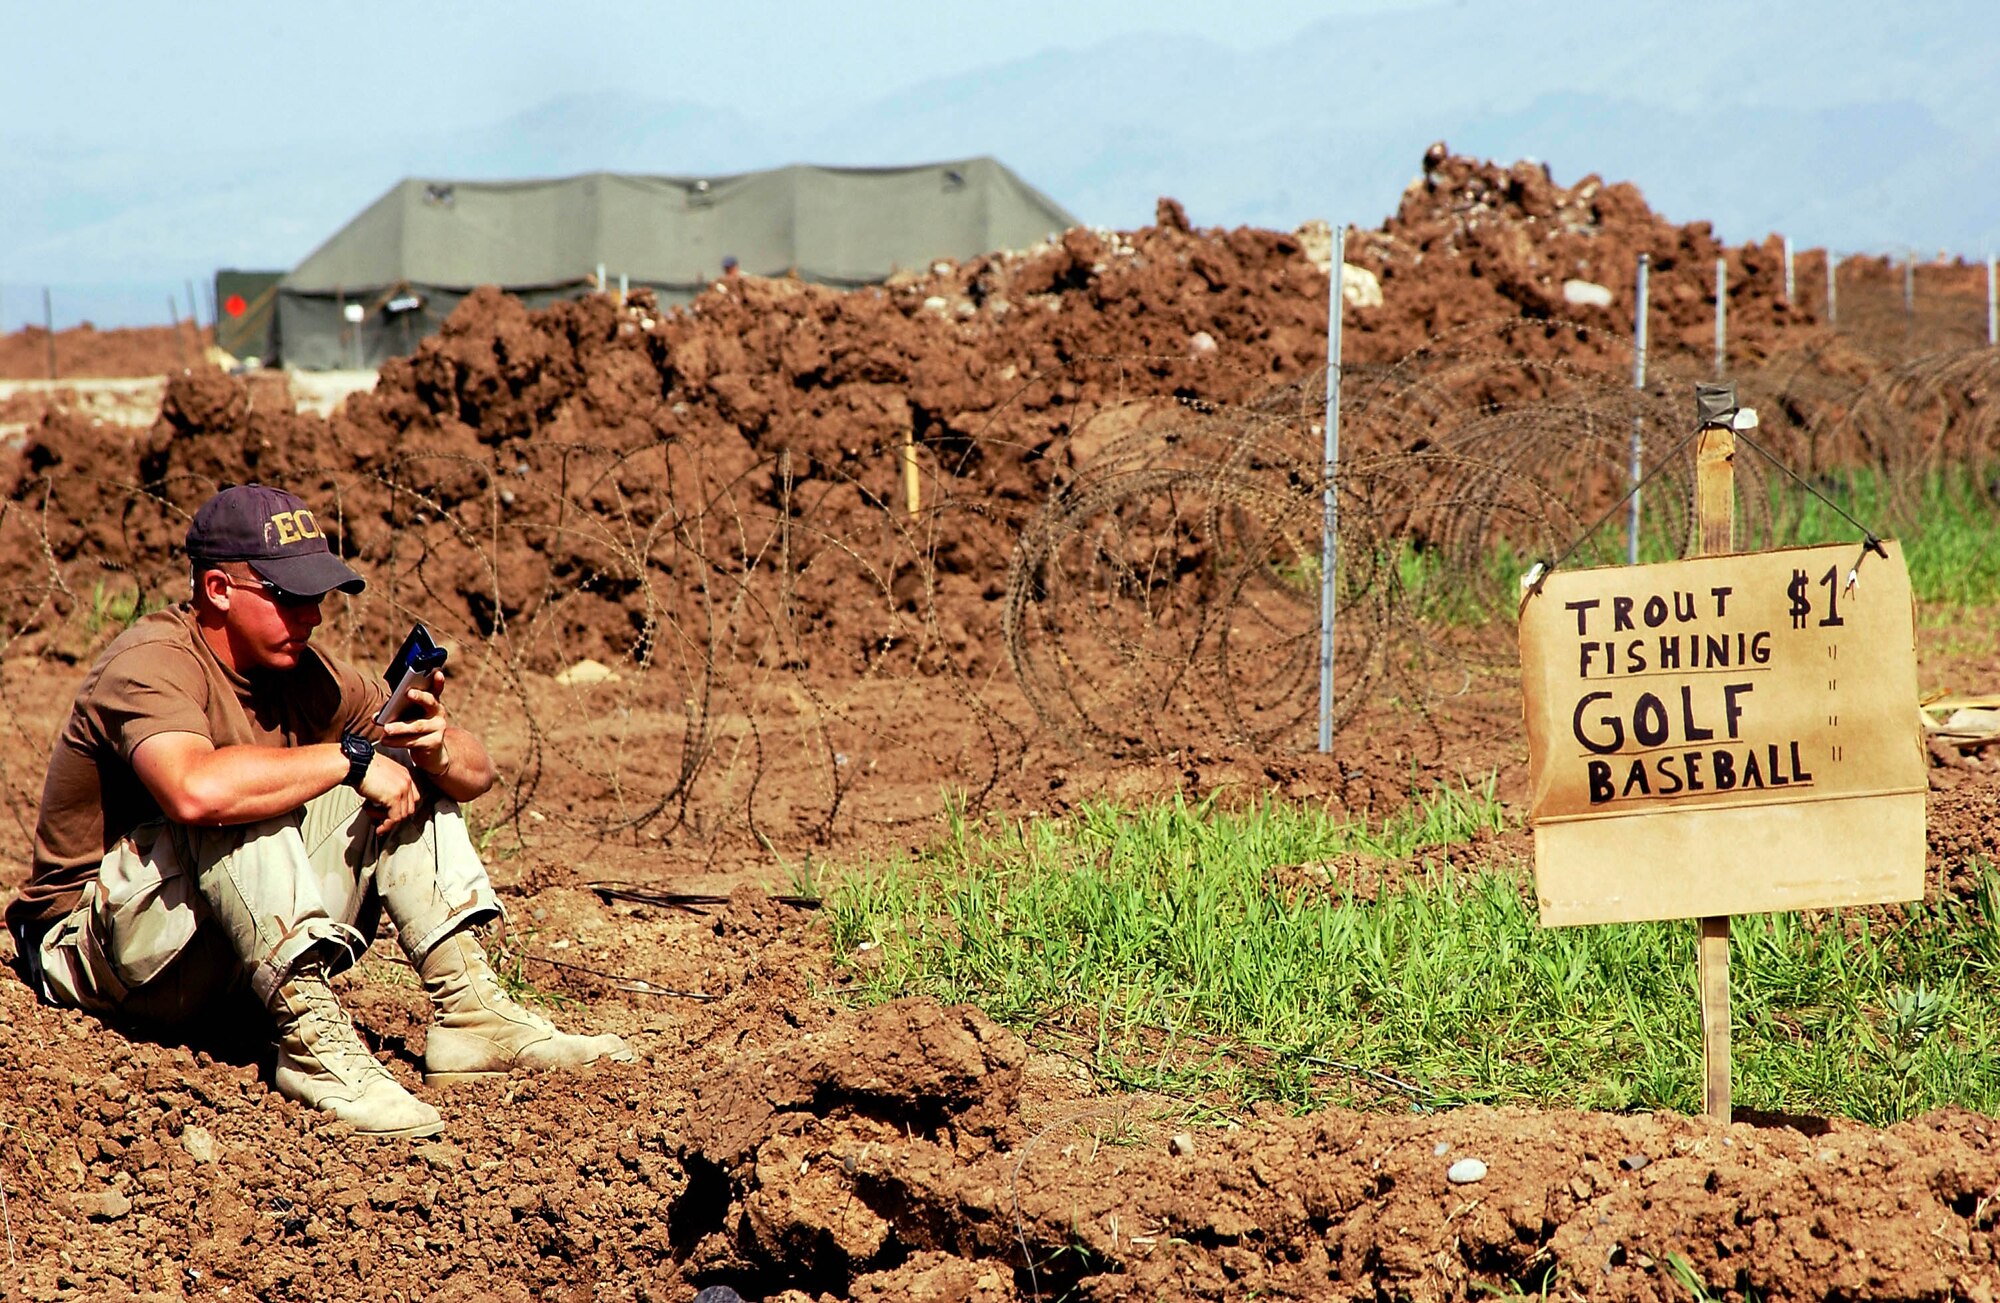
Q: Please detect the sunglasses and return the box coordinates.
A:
[220,576,324,609]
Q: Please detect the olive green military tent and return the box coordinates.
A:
[273,157,1075,370]
[213,269,282,364]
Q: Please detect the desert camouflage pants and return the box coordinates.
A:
[23,786,499,1021]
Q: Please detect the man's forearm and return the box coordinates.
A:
[177,743,348,825]
[420,726,497,804]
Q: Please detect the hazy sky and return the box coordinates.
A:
[3,0,1415,140]
[5,0,1991,332]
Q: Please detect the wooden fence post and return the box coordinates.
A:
[902,427,920,517]
[1694,381,1737,1121]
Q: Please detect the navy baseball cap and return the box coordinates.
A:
[185,484,365,597]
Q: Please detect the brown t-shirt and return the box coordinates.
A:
[6,605,389,930]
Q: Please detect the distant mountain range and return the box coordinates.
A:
[5,0,1995,331]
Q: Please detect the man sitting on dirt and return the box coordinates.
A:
[4,484,633,1138]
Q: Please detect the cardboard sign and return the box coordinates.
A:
[1520,542,1925,926]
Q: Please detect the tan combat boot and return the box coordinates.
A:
[419,931,637,1084]
[271,963,444,1139]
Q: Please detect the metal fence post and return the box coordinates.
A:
[1628,252,1649,564]
[1905,254,1916,316]
[1317,223,1346,753]
[1783,236,1794,304]
[1714,257,1727,379]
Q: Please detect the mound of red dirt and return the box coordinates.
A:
[1350,148,1808,365]
[0,322,212,380]
[0,149,1875,679]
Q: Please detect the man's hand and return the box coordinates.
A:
[355,751,421,834]
[380,668,453,777]
[377,668,498,803]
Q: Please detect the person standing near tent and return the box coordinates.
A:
[4,484,634,1138]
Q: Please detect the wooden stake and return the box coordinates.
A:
[901,427,920,517]
[1694,413,1735,1122]
[1695,421,1735,555]
[1698,915,1731,1119]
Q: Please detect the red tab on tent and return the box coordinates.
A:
[224,294,248,318]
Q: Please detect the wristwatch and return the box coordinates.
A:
[338,732,375,789]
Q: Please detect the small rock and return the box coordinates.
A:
[1620,1153,1650,1171]
[416,1141,462,1173]
[178,1127,215,1167]
[1188,330,1218,358]
[1434,1141,1452,1156]
[81,1189,133,1221]
[1562,278,1615,308]
[1341,262,1384,308]
[554,658,621,687]
[1446,1157,1487,1185]
[1169,1133,1196,1158]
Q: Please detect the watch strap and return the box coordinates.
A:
[339,733,374,789]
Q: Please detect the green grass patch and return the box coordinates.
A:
[482,923,575,1011]
[1379,462,2000,628]
[83,578,165,635]
[829,790,2000,1123]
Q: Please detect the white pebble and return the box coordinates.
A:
[180,1126,218,1164]
[1434,1142,1451,1156]
[1447,1157,1488,1185]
